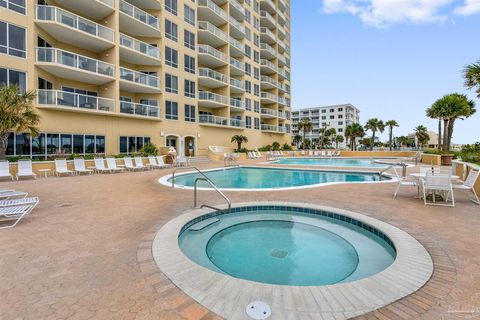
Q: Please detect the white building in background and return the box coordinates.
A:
[291,104,360,147]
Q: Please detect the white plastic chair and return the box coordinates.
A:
[176,156,188,167]
[392,167,417,198]
[54,159,74,176]
[156,156,169,168]
[0,200,38,229]
[422,171,454,207]
[0,191,28,200]
[106,158,124,173]
[123,157,139,171]
[73,158,93,175]
[134,157,146,170]
[94,158,111,173]
[452,169,479,205]
[0,161,13,180]
[147,156,163,169]
[16,160,36,180]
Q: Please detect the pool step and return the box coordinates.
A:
[189,217,220,231]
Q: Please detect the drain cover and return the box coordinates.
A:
[246,301,271,319]
[270,248,288,259]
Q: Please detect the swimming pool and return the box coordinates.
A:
[273,157,398,168]
[179,206,396,286]
[161,166,391,191]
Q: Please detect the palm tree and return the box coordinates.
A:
[345,123,365,151]
[385,120,399,151]
[426,106,443,151]
[292,134,302,148]
[334,135,344,149]
[414,125,429,149]
[297,119,313,149]
[364,118,385,151]
[464,60,480,98]
[231,134,248,151]
[396,136,412,149]
[0,85,40,160]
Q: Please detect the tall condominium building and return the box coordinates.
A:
[291,104,360,146]
[0,0,291,158]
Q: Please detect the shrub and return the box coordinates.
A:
[271,141,280,151]
[140,142,158,156]
[459,142,480,164]
[258,145,272,151]
[282,143,292,151]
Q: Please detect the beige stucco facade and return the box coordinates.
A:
[0,0,291,157]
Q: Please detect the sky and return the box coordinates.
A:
[290,0,480,144]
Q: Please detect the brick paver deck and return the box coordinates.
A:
[0,160,478,319]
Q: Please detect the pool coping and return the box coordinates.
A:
[262,157,416,169]
[151,202,434,320]
[158,165,398,192]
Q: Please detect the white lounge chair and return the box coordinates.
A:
[16,160,36,180]
[0,191,28,200]
[106,158,124,173]
[247,152,254,159]
[147,156,164,169]
[422,171,454,207]
[0,204,38,229]
[134,157,146,170]
[452,169,479,205]
[392,167,417,198]
[176,156,188,167]
[123,157,140,171]
[94,158,111,173]
[156,156,170,168]
[54,159,74,176]
[0,161,13,180]
[0,188,15,193]
[73,158,93,175]
[0,196,39,207]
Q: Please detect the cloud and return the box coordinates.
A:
[322,0,479,26]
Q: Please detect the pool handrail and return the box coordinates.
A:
[194,177,231,211]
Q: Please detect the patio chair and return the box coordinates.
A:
[247,152,254,159]
[16,160,36,180]
[176,156,188,167]
[94,158,111,173]
[0,161,13,180]
[0,191,28,200]
[308,150,313,156]
[123,157,140,171]
[0,188,15,194]
[134,157,147,170]
[156,156,170,168]
[0,202,38,229]
[0,196,39,207]
[392,167,417,198]
[147,156,164,169]
[73,158,93,175]
[106,158,124,173]
[422,171,454,207]
[54,159,74,176]
[452,169,479,205]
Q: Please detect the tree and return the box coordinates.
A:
[396,136,412,149]
[426,105,443,151]
[345,123,365,151]
[297,119,313,149]
[271,141,280,151]
[0,85,40,160]
[385,120,399,151]
[334,135,344,149]
[364,118,385,151]
[292,134,302,148]
[414,125,429,149]
[231,135,248,151]
[464,60,480,98]
[303,138,312,150]
[359,138,373,150]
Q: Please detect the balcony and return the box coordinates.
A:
[199,91,229,108]
[36,90,115,115]
[198,44,229,68]
[278,96,288,106]
[230,98,245,112]
[260,10,275,29]
[277,39,287,53]
[261,108,277,119]
[277,54,287,67]
[278,0,287,12]
[35,6,115,52]
[261,92,277,104]
[119,101,160,119]
[260,0,276,14]
[277,25,286,40]
[199,115,244,129]
[119,0,160,37]
[122,0,161,10]
[230,57,244,76]
[229,0,244,21]
[119,33,160,66]
[36,48,114,85]
[277,82,288,93]
[230,118,245,128]
[261,124,278,132]
[198,0,228,26]
[278,111,287,120]
[260,59,276,74]
[198,68,228,88]
[119,67,161,93]
[260,43,276,59]
[230,37,244,57]
[198,21,228,47]
[54,0,115,20]
[277,67,288,80]
[229,16,245,39]
[260,76,277,89]
[230,78,244,93]
[277,10,287,25]
[260,27,276,44]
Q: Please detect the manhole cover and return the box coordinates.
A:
[270,249,288,259]
[246,301,271,319]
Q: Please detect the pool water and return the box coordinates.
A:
[168,166,388,190]
[275,157,394,168]
[179,207,396,286]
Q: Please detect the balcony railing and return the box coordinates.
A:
[120,101,160,118]
[261,76,277,87]
[199,91,229,105]
[229,16,245,34]
[198,44,228,63]
[35,5,114,42]
[278,96,287,106]
[230,78,244,90]
[260,27,276,40]
[230,98,244,109]
[119,33,160,59]
[37,90,115,112]
[260,43,276,56]
[198,0,228,20]
[120,67,160,88]
[198,21,228,42]
[230,58,244,71]
[261,124,278,132]
[261,92,277,102]
[260,10,275,25]
[230,0,244,15]
[199,68,228,84]
[260,59,276,71]
[230,118,245,128]
[230,37,244,52]
[261,108,278,117]
[119,0,159,30]
[99,0,115,7]
[36,48,114,77]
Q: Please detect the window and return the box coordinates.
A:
[253,17,260,30]
[184,79,195,98]
[254,117,260,130]
[184,29,195,50]
[321,109,326,113]
[322,116,326,120]
[184,54,195,74]
[119,136,150,154]
[253,84,259,96]
[245,27,251,41]
[165,74,178,93]
[165,101,178,120]
[165,47,178,67]
[253,51,259,63]
[245,45,251,58]
[244,63,251,76]
[254,101,260,113]
[245,98,251,111]
[254,34,259,47]
[253,67,259,80]
[330,108,334,112]
[338,128,343,133]
[0,21,26,58]
[165,19,178,41]
[185,104,196,122]
[245,10,251,23]
[246,116,252,129]
[0,0,25,15]
[245,80,251,93]
[165,0,177,15]
[338,121,343,126]
[330,115,335,119]
[338,115,343,119]
[184,4,195,26]
[0,67,26,93]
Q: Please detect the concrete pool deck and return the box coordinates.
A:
[0,158,478,319]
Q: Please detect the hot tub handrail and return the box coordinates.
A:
[194,177,231,211]
[171,166,213,188]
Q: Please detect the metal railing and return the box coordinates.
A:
[230,78,244,90]
[119,33,160,59]
[260,43,276,56]
[198,0,228,20]
[119,0,159,29]
[230,37,244,52]
[120,67,160,88]
[199,91,229,105]
[37,90,115,112]
[229,16,245,34]
[230,58,244,71]
[198,21,228,42]
[198,44,229,63]
[230,0,244,14]
[230,98,244,109]
[199,68,228,83]
[119,101,160,118]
